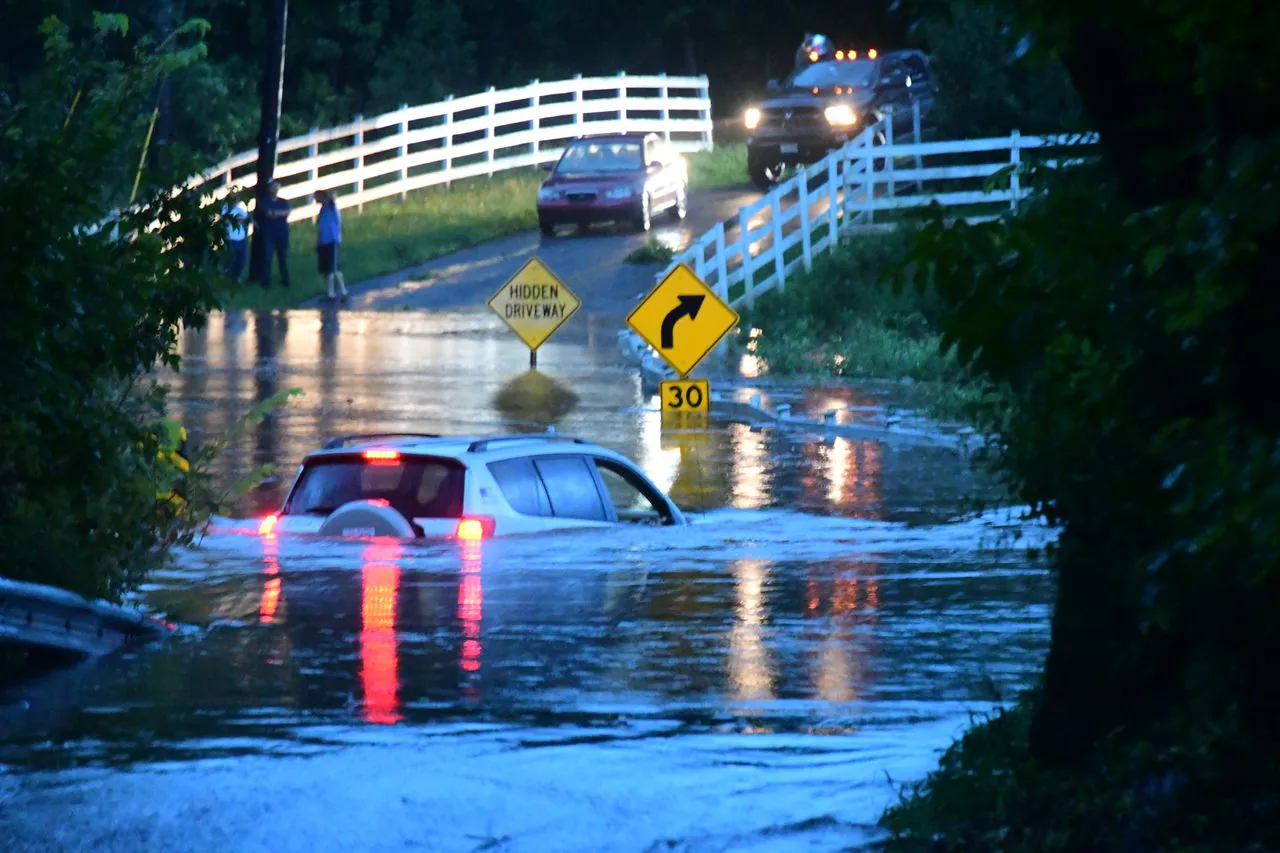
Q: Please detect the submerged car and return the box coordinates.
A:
[259,432,686,540]
[536,132,688,235]
[743,48,936,190]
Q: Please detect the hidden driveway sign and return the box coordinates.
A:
[627,263,739,377]
[487,257,581,361]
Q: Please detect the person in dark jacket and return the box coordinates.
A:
[315,189,347,302]
[259,180,292,289]
[795,33,834,71]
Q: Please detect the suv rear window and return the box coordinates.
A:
[285,455,465,518]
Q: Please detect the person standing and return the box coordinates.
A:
[259,180,292,289]
[223,199,249,280]
[315,189,348,302]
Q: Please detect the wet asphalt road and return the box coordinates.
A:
[322,187,760,318]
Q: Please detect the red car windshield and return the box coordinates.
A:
[555,140,643,176]
[284,456,465,518]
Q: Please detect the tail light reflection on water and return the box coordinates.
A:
[458,540,483,683]
[259,533,281,624]
[360,542,403,725]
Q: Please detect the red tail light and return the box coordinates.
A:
[454,516,496,541]
[258,513,279,535]
[362,448,400,463]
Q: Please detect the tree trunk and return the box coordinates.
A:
[250,0,288,284]
[148,0,177,173]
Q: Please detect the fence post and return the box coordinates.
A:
[352,115,365,212]
[397,104,408,202]
[739,206,756,309]
[485,85,496,179]
[573,73,584,135]
[307,128,318,195]
[703,78,714,149]
[1010,129,1022,213]
[714,224,728,298]
[657,72,670,142]
[443,95,454,190]
[827,155,839,247]
[912,98,924,193]
[529,79,540,166]
[617,70,626,132]
[798,166,813,272]
[884,108,895,204]
[863,125,875,225]
[769,192,785,292]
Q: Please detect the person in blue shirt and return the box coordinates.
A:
[315,189,348,301]
[259,180,292,288]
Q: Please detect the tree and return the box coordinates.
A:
[0,11,224,602]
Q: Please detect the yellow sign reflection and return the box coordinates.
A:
[728,559,775,702]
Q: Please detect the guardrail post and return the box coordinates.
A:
[443,95,454,190]
[485,85,496,179]
[739,206,756,309]
[353,114,365,212]
[658,72,670,142]
[397,104,408,201]
[1010,129,1022,213]
[912,98,924,193]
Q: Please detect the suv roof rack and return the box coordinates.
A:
[466,435,587,453]
[322,432,442,450]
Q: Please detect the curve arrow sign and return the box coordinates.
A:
[660,294,705,349]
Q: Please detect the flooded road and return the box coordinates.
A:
[0,306,1053,852]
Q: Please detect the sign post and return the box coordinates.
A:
[627,263,738,415]
[487,257,581,368]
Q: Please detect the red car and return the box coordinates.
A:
[536,132,689,236]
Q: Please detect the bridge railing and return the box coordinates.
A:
[621,118,1097,377]
[193,72,714,222]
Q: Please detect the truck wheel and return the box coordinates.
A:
[318,500,416,538]
[539,218,556,237]
[748,159,786,192]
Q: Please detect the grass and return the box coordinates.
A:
[221,145,749,311]
[739,228,992,423]
[624,238,677,265]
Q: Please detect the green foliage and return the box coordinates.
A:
[879,0,1280,844]
[0,12,226,602]
[914,1,1085,139]
[624,239,676,266]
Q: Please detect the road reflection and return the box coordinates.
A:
[727,559,775,703]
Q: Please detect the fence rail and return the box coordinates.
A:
[194,72,713,222]
[620,114,1097,377]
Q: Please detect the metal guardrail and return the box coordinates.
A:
[0,577,172,659]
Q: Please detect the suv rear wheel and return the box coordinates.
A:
[318,500,417,538]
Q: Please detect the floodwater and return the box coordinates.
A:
[0,307,1054,852]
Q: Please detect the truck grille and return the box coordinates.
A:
[760,105,824,130]
[566,191,597,203]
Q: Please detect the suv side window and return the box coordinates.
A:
[903,55,930,86]
[533,455,608,521]
[592,458,673,525]
[487,457,552,516]
[878,55,909,88]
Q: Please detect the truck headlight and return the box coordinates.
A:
[824,105,857,127]
[744,107,762,130]
[537,187,559,201]
[605,186,634,200]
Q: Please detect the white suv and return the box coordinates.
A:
[259,432,687,540]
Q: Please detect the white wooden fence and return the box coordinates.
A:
[195,72,713,222]
[620,115,1096,376]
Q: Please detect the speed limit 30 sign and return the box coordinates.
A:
[660,379,709,414]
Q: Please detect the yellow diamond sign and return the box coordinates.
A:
[487,257,581,351]
[627,264,739,377]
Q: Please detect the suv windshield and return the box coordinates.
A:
[790,59,875,90]
[555,140,643,176]
[284,455,465,518]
